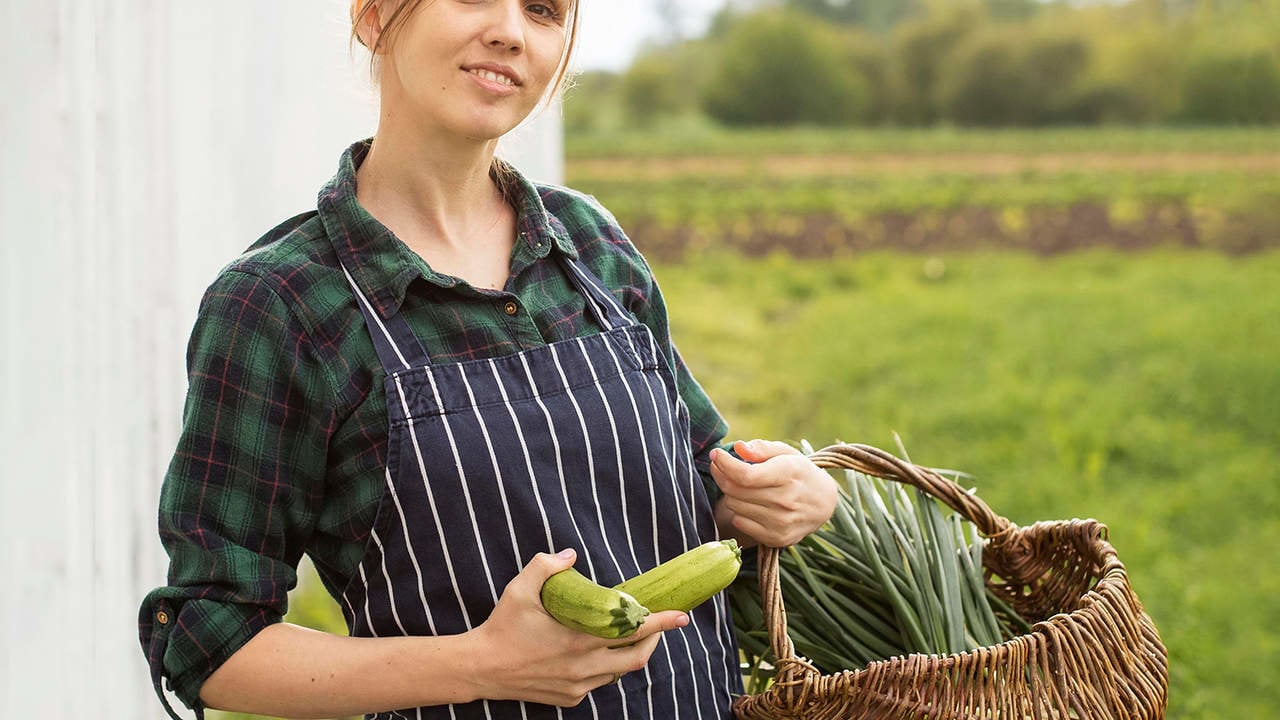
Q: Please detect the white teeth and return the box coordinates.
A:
[469,69,514,86]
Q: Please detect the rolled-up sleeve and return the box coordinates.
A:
[138,269,335,717]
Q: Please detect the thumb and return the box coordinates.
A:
[734,439,801,463]
[520,548,578,590]
[709,447,752,489]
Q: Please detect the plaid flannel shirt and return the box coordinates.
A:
[138,139,729,717]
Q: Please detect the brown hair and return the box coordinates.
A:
[350,0,580,102]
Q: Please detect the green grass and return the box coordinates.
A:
[657,249,1279,719]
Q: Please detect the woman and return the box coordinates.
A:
[138,1,838,718]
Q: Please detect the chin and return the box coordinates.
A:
[458,114,529,142]
[456,124,512,143]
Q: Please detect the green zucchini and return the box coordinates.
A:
[614,539,742,613]
[540,567,649,639]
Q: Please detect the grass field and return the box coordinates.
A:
[655,249,1279,719]
[213,129,1278,720]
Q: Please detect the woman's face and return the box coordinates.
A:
[378,0,571,142]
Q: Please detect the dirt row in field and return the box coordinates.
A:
[571,153,1280,179]
[626,201,1279,262]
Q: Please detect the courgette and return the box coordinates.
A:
[540,567,649,639]
[614,539,742,613]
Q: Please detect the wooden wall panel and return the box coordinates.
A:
[0,1,562,716]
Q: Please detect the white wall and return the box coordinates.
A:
[0,2,562,717]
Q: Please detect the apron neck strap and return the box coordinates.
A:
[340,263,430,372]
[558,253,634,332]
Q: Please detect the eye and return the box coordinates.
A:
[526,1,562,21]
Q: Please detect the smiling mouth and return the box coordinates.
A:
[466,68,517,87]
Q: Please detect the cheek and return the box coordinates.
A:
[530,33,568,81]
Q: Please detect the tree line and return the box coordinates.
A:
[567,0,1280,129]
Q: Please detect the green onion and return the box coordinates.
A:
[730,442,1030,680]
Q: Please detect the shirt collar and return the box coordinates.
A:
[315,138,577,320]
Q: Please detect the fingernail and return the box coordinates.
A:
[556,548,574,559]
[676,614,690,628]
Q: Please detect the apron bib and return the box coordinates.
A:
[336,255,741,720]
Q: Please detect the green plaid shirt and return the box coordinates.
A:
[139,139,729,717]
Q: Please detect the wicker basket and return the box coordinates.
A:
[731,443,1169,720]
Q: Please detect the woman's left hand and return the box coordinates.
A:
[709,439,839,548]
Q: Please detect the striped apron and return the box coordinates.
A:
[337,254,742,720]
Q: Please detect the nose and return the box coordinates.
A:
[481,0,524,53]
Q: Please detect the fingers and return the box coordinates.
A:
[581,670,626,690]
[480,552,690,707]
[733,439,801,462]
[711,447,812,497]
[603,609,688,649]
[719,495,806,547]
[711,440,839,548]
[710,448,784,491]
[592,612,684,685]
[631,610,690,641]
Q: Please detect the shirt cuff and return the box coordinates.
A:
[140,590,280,718]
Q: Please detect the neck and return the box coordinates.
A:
[355,107,506,251]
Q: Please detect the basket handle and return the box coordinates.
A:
[758,442,1014,666]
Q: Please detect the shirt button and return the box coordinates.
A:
[503,301,519,316]
[156,610,170,625]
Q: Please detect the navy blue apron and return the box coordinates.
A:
[337,253,741,720]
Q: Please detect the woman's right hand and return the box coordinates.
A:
[465,549,689,708]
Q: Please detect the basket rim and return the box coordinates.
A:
[741,517,1129,679]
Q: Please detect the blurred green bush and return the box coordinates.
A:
[700,10,870,127]
[572,0,1280,130]
[1180,48,1280,124]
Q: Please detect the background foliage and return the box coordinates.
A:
[571,0,1280,130]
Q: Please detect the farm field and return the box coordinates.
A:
[566,127,1280,260]
[214,129,1278,720]
[665,249,1279,719]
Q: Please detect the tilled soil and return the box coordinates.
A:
[571,153,1280,180]
[625,201,1278,262]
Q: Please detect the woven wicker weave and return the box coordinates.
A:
[731,443,1168,720]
